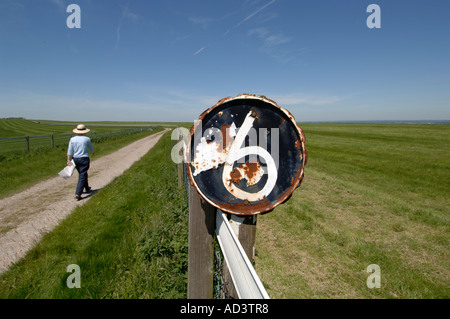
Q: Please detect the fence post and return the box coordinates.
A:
[230,214,257,262]
[51,135,54,148]
[187,184,216,299]
[26,136,30,153]
[177,128,184,188]
[222,214,257,298]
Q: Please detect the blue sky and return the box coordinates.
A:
[0,0,449,122]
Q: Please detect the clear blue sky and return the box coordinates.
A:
[0,0,449,122]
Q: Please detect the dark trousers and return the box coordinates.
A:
[73,157,90,196]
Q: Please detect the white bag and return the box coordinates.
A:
[58,160,76,179]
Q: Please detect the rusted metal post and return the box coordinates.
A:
[187,184,216,299]
[222,214,257,298]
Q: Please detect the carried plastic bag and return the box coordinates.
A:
[58,160,76,179]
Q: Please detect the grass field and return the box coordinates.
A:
[0,123,448,299]
[0,118,163,155]
[0,118,155,138]
[255,123,449,298]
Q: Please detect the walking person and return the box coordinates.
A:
[67,124,95,200]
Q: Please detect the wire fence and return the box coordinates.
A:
[0,127,157,156]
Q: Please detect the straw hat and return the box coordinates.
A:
[73,124,90,134]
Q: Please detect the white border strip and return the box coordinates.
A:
[215,209,270,299]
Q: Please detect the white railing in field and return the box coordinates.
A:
[215,209,270,299]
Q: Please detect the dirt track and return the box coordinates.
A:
[0,129,169,274]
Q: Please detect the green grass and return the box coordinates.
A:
[0,118,157,138]
[255,123,449,298]
[0,118,72,137]
[1,123,448,299]
[0,131,189,298]
[0,126,164,199]
[0,118,161,155]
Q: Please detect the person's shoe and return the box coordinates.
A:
[85,187,92,193]
[75,195,82,201]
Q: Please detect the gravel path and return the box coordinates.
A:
[0,129,169,274]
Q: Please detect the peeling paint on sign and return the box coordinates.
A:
[186,93,307,215]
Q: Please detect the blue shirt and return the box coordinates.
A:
[67,135,94,158]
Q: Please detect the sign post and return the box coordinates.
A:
[187,183,216,299]
[186,93,307,299]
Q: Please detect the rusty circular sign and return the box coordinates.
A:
[187,94,307,215]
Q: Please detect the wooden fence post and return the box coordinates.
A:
[26,136,30,153]
[51,135,54,148]
[187,184,216,299]
[230,214,257,262]
[177,129,183,188]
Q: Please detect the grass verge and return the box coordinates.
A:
[255,123,449,298]
[0,131,189,298]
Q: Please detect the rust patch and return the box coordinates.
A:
[230,168,242,184]
[230,161,264,187]
[220,124,233,150]
[216,198,274,216]
[240,162,259,181]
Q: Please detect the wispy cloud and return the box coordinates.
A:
[48,0,65,10]
[194,47,205,56]
[248,27,291,46]
[189,17,213,29]
[225,0,276,35]
[125,10,139,23]
[172,34,191,43]
[124,83,220,115]
[116,0,140,49]
[191,1,278,57]
[272,93,346,106]
[248,27,298,63]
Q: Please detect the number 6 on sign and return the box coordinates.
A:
[186,93,307,215]
[222,110,278,201]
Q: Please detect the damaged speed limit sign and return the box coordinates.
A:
[186,94,307,215]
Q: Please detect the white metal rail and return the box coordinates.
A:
[215,209,270,299]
